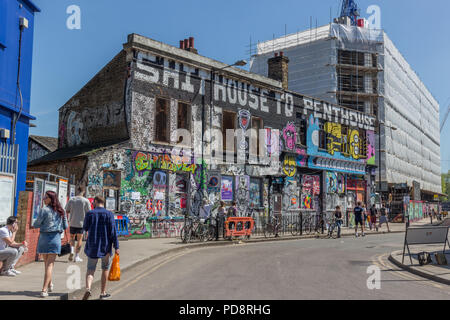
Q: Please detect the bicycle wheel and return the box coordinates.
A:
[303,218,312,235]
[330,225,338,239]
[206,224,216,241]
[263,223,273,238]
[290,222,300,236]
[180,226,191,243]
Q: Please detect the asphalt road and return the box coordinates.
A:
[97,233,450,300]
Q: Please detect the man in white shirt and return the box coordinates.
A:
[0,216,27,277]
[66,188,92,262]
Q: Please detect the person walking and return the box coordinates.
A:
[65,187,91,263]
[0,216,27,276]
[82,196,119,300]
[354,201,365,237]
[378,204,391,232]
[33,191,68,298]
[369,205,378,231]
[216,201,226,241]
[227,201,238,218]
[334,206,343,238]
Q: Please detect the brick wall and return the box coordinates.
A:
[58,50,129,149]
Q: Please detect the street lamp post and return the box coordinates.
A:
[208,60,247,241]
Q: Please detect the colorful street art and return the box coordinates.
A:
[366,131,376,165]
[302,194,312,209]
[134,152,198,176]
[235,175,250,213]
[282,155,297,178]
[301,175,320,196]
[326,172,338,193]
[221,176,234,201]
[249,179,262,208]
[307,115,374,165]
[282,122,297,151]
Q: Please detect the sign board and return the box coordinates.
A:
[44,181,58,194]
[406,227,449,245]
[0,174,15,225]
[69,184,76,199]
[402,226,450,264]
[58,179,69,210]
[32,178,45,226]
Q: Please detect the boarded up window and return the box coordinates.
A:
[155,98,169,143]
[222,111,236,152]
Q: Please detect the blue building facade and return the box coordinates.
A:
[0,0,40,215]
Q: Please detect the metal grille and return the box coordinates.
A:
[0,143,18,174]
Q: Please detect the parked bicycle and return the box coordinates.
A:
[263,215,281,238]
[180,216,211,243]
[326,218,340,239]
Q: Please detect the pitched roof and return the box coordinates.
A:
[29,135,59,152]
[27,139,128,166]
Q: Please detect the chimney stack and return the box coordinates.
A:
[268,52,289,90]
[180,37,198,54]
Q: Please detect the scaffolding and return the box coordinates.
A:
[250,23,441,194]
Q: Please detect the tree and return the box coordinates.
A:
[441,171,450,202]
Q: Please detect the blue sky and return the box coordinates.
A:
[29,0,450,173]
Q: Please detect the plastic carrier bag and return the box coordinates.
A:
[108,254,121,281]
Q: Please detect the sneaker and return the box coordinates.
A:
[10,268,21,275]
[1,270,16,277]
[74,256,83,263]
[49,283,54,293]
[355,233,359,237]
[82,290,91,300]
[68,253,74,262]
[362,233,366,237]
[99,293,112,300]
[40,291,48,298]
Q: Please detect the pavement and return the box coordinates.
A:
[0,217,446,300]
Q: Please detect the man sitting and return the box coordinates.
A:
[0,216,27,276]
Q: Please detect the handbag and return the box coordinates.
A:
[59,214,71,257]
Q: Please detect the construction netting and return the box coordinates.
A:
[250,23,441,194]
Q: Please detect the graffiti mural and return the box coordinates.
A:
[283,179,299,211]
[366,130,376,165]
[282,155,297,178]
[134,151,198,176]
[326,171,338,193]
[238,109,251,150]
[301,175,320,196]
[249,178,262,208]
[235,175,250,214]
[282,122,297,151]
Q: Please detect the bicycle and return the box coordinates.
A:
[327,218,342,239]
[263,215,281,238]
[180,216,209,243]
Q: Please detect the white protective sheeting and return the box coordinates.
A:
[383,34,441,193]
[250,24,441,194]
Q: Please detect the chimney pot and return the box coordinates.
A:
[280,51,284,57]
[180,40,185,49]
[184,39,189,49]
[189,37,194,49]
[275,52,279,57]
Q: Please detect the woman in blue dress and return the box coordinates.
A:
[33,191,68,297]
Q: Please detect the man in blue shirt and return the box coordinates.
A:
[82,196,119,300]
[354,201,365,237]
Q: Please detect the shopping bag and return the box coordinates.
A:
[108,254,121,281]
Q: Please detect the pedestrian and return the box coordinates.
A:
[0,216,27,277]
[334,206,343,238]
[378,204,391,232]
[354,201,365,237]
[362,203,368,228]
[65,187,91,263]
[369,205,378,232]
[227,201,238,218]
[33,191,68,298]
[82,196,119,300]
[216,201,226,240]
